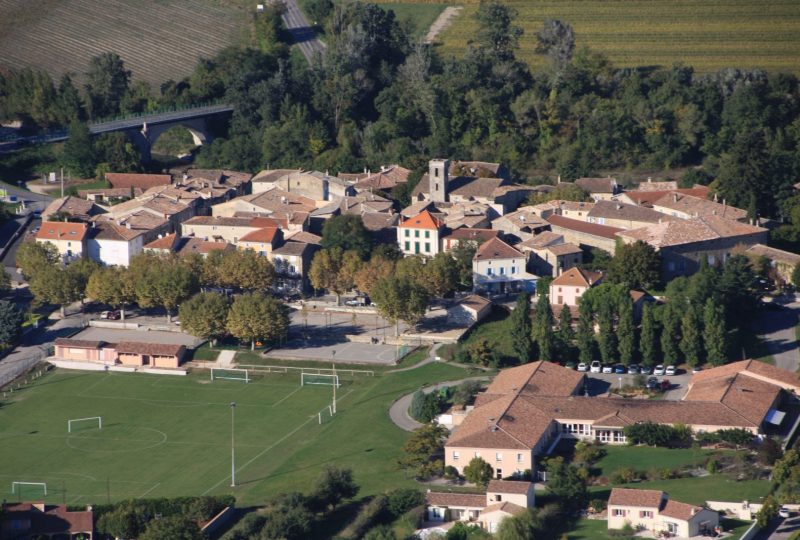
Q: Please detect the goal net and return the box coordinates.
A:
[301,373,340,387]
[12,482,47,497]
[317,405,334,424]
[68,416,102,433]
[211,368,250,383]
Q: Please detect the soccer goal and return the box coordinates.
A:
[317,405,334,424]
[211,368,250,383]
[301,373,340,387]
[12,482,47,496]
[68,416,102,433]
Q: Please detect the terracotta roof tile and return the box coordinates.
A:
[746,244,800,266]
[551,267,602,288]
[575,177,618,193]
[588,200,679,224]
[608,488,664,508]
[239,227,280,243]
[106,173,171,189]
[36,221,87,241]
[617,216,766,248]
[425,492,487,508]
[620,186,710,208]
[487,480,532,494]
[116,342,185,357]
[144,233,178,250]
[444,228,499,242]
[474,237,523,260]
[636,180,678,192]
[481,501,526,516]
[547,214,624,239]
[659,499,704,521]
[400,210,443,230]
[653,192,747,220]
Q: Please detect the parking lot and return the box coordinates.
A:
[584,370,692,400]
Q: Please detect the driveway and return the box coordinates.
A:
[584,371,691,400]
[388,375,490,432]
[755,302,800,373]
[753,515,800,539]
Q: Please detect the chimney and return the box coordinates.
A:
[557,175,562,184]
[183,172,188,182]
[647,177,652,182]
[616,204,622,210]
[126,222,131,230]
[714,193,718,202]
[673,193,678,203]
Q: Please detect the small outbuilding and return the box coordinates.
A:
[447,295,492,326]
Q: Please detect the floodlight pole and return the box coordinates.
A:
[331,350,337,414]
[230,401,236,487]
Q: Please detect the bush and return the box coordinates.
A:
[610,467,640,484]
[757,437,783,466]
[409,390,444,423]
[444,465,459,480]
[463,457,493,487]
[387,489,424,518]
[706,458,719,474]
[589,498,607,512]
[344,495,389,540]
[624,422,693,448]
[573,440,606,465]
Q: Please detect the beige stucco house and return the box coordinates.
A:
[549,267,602,307]
[424,480,534,533]
[35,221,88,260]
[472,237,536,295]
[608,488,719,537]
[397,210,444,256]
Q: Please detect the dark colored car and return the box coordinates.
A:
[613,364,626,374]
[660,379,671,391]
[645,377,659,390]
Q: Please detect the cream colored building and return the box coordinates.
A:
[472,237,535,295]
[397,210,444,256]
[608,488,719,537]
[424,480,533,533]
[35,221,88,259]
[549,267,602,306]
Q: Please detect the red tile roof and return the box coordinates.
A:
[487,479,532,494]
[546,214,624,239]
[116,342,185,357]
[106,173,171,189]
[660,499,704,521]
[425,492,486,508]
[400,210,443,230]
[36,221,88,241]
[144,233,178,250]
[551,267,602,288]
[2,502,94,535]
[608,488,665,508]
[239,227,280,243]
[474,237,523,260]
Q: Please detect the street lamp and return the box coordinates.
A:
[230,402,236,487]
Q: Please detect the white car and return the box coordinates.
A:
[665,365,676,376]
[577,362,589,372]
[590,360,602,373]
[779,507,791,519]
[654,365,666,376]
[602,365,613,374]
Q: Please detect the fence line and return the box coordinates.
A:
[0,349,48,391]
[236,364,374,376]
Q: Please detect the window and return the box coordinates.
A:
[558,287,562,292]
[425,231,430,238]
[435,183,439,191]
[415,242,420,254]
[415,230,420,238]
[475,452,481,458]
[612,509,627,517]
[666,522,678,534]
[434,168,439,178]
[453,451,460,461]
[404,241,410,251]
[640,510,653,518]
[517,453,523,463]
[495,452,503,462]
[495,494,502,502]
[405,229,410,237]
[496,469,502,479]
[511,266,516,274]
[499,267,505,275]
[487,268,493,276]
[259,251,266,257]
[425,243,430,253]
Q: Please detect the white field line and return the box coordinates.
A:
[139,482,160,498]
[202,388,355,495]
[271,386,302,407]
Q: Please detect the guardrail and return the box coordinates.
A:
[0,348,48,392]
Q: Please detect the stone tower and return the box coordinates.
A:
[429,158,450,203]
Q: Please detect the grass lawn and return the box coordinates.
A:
[566,518,609,539]
[722,518,754,540]
[593,446,726,477]
[447,305,515,363]
[379,0,800,75]
[380,3,447,39]
[590,475,770,506]
[0,362,465,506]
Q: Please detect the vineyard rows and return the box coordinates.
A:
[370,0,800,74]
[0,0,248,87]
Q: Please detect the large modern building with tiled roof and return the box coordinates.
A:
[444,360,799,478]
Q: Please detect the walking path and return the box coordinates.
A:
[216,349,236,367]
[424,6,463,44]
[389,375,490,432]
[755,301,800,373]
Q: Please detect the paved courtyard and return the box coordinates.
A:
[263,340,403,365]
[72,327,203,348]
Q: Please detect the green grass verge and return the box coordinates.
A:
[592,445,727,477]
[381,3,447,39]
[566,518,609,539]
[722,518,754,540]
[374,0,800,75]
[0,362,465,506]
[589,475,769,506]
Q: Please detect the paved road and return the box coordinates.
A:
[389,375,491,432]
[754,515,800,539]
[755,302,800,373]
[281,0,326,63]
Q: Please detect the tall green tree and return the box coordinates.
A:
[596,301,617,364]
[226,292,289,350]
[179,292,230,345]
[423,252,459,297]
[61,118,95,178]
[86,266,136,320]
[576,302,594,364]
[130,254,198,322]
[15,241,59,280]
[217,249,276,290]
[29,264,82,317]
[544,457,587,513]
[680,306,703,367]
[532,291,555,361]
[314,466,359,510]
[471,0,523,62]
[659,305,681,365]
[309,248,360,304]
[371,276,430,336]
[320,214,373,259]
[0,300,24,345]
[608,241,661,291]
[557,302,575,360]
[509,292,533,363]
[463,456,493,488]
[85,52,130,118]
[617,296,636,365]
[639,303,658,367]
[703,299,727,366]
[139,516,202,540]
[451,241,478,290]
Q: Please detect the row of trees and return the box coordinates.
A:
[16,244,284,346]
[506,253,759,367]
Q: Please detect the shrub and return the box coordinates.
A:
[715,428,754,448]
[344,495,389,540]
[443,465,459,480]
[573,440,606,466]
[463,457,493,487]
[387,489,424,518]
[706,458,719,474]
[757,437,783,466]
[589,498,607,512]
[610,467,640,484]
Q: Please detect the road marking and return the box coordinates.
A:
[139,483,160,498]
[271,386,302,407]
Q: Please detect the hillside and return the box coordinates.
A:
[373,0,800,75]
[0,0,249,87]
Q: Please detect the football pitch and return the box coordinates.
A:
[0,362,465,506]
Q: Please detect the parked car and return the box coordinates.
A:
[613,364,626,374]
[646,377,659,390]
[692,366,703,374]
[665,365,677,376]
[565,362,577,370]
[627,364,639,374]
[577,362,589,372]
[106,310,121,320]
[602,365,613,374]
[590,361,602,373]
[660,379,671,391]
[779,507,791,518]
[654,364,666,376]
[639,365,652,375]
[344,299,360,306]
